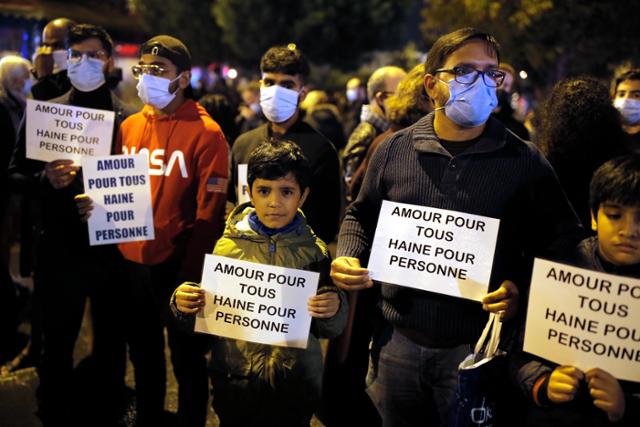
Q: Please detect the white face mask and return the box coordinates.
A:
[260,85,300,123]
[614,97,640,126]
[52,49,69,73]
[68,56,106,92]
[136,73,182,109]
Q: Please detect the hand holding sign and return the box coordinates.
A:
[585,368,626,422]
[308,291,340,318]
[330,257,372,291]
[45,159,79,189]
[481,280,519,321]
[547,365,584,403]
[74,194,93,221]
[175,282,206,314]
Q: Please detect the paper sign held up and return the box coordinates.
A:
[26,99,114,164]
[195,255,319,349]
[368,201,500,301]
[524,258,640,383]
[82,154,154,246]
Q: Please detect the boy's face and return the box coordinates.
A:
[249,172,309,229]
[592,202,640,266]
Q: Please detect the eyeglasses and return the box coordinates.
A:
[68,49,108,64]
[434,66,506,88]
[131,64,169,79]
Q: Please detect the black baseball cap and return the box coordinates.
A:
[140,35,191,71]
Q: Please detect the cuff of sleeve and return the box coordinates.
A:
[533,373,551,407]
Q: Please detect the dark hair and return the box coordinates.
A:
[198,93,239,144]
[538,77,627,227]
[260,45,310,82]
[68,24,113,56]
[248,139,311,192]
[612,68,640,95]
[590,155,640,216]
[424,27,500,76]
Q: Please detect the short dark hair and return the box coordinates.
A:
[248,139,311,192]
[590,155,640,217]
[612,68,640,95]
[260,45,310,82]
[424,27,500,76]
[68,24,113,56]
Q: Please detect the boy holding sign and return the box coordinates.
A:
[173,140,347,426]
[515,156,640,426]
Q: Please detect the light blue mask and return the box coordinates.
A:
[437,77,498,127]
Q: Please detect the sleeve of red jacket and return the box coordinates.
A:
[178,126,229,283]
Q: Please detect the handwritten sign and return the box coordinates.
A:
[26,99,114,164]
[524,258,640,382]
[195,255,319,349]
[82,154,154,246]
[236,163,250,204]
[368,201,500,301]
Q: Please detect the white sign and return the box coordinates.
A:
[26,99,115,164]
[237,163,250,204]
[524,258,640,383]
[368,201,500,301]
[82,154,155,246]
[195,254,319,349]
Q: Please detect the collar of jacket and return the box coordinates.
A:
[225,203,314,243]
[412,111,510,158]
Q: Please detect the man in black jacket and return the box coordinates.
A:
[10,24,133,427]
[230,45,340,244]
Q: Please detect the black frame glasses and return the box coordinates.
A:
[434,66,506,88]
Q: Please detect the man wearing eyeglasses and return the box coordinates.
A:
[10,24,133,427]
[100,35,228,427]
[330,28,583,426]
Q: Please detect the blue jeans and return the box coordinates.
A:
[366,324,470,427]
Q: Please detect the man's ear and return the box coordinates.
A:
[105,56,115,73]
[424,73,438,100]
[298,187,310,208]
[298,85,308,103]
[178,70,191,90]
[591,211,598,232]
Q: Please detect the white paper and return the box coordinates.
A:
[524,258,640,382]
[195,255,319,349]
[26,99,114,164]
[368,200,500,301]
[237,163,250,204]
[82,154,155,246]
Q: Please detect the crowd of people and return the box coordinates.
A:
[0,16,639,427]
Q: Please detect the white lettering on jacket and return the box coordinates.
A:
[123,147,188,178]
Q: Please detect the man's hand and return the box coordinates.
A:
[45,159,79,189]
[586,368,625,422]
[308,291,340,318]
[482,280,519,321]
[33,45,54,79]
[74,194,94,222]
[547,366,584,403]
[175,283,205,314]
[330,256,372,291]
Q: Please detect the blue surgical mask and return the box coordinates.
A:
[68,56,106,92]
[614,98,640,125]
[346,88,359,102]
[260,85,300,123]
[436,77,498,127]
